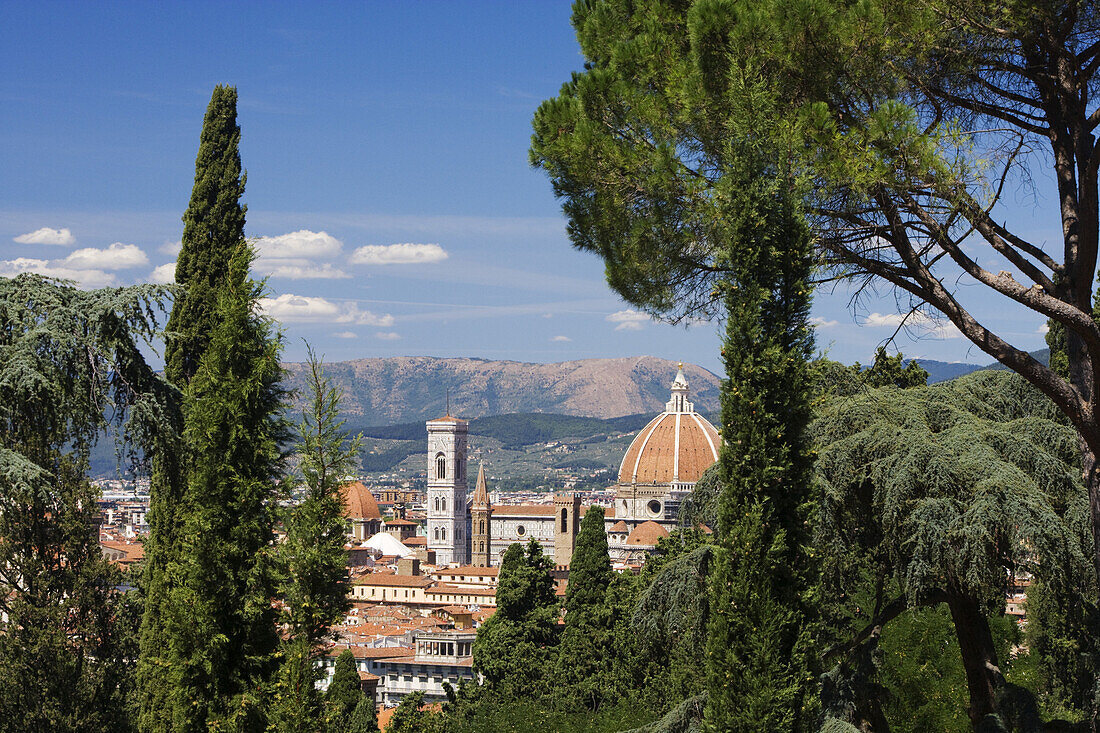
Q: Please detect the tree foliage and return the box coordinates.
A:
[558,506,638,708]
[165,84,248,387]
[161,243,287,732]
[139,84,249,732]
[0,275,173,733]
[814,370,1094,726]
[325,649,363,732]
[271,350,359,733]
[472,540,559,701]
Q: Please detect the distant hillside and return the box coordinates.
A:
[281,356,721,424]
[912,348,1050,384]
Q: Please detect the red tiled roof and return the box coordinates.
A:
[428,584,496,596]
[626,520,670,547]
[617,412,720,485]
[353,574,433,588]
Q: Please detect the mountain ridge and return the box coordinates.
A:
[281,355,722,424]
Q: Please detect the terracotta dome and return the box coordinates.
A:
[343,481,382,520]
[626,521,670,547]
[617,366,720,485]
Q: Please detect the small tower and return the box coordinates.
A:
[426,413,469,566]
[553,492,582,566]
[470,463,492,567]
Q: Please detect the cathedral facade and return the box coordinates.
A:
[424,366,720,567]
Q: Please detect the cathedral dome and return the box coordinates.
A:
[617,365,720,486]
[343,481,382,520]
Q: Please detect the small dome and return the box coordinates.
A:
[626,521,670,547]
[343,481,382,521]
[617,368,720,485]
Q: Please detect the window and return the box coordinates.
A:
[434,527,440,541]
[479,519,485,534]
[648,499,662,516]
[441,527,447,541]
[436,454,446,479]
[457,453,464,479]
[560,507,568,532]
[516,525,526,536]
[442,497,447,511]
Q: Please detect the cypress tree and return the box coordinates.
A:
[162,242,286,732]
[325,649,362,730]
[165,84,247,386]
[138,84,248,732]
[554,506,617,712]
[704,141,817,730]
[472,540,557,699]
[345,695,378,733]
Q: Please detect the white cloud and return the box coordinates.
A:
[332,331,358,339]
[349,243,448,265]
[159,240,182,256]
[259,294,394,326]
[375,332,401,341]
[252,230,351,279]
[258,261,350,280]
[551,335,572,342]
[255,230,343,259]
[863,311,962,339]
[1037,323,1050,335]
[149,262,176,284]
[606,309,652,331]
[0,258,116,288]
[811,317,839,328]
[14,227,75,245]
[63,242,149,270]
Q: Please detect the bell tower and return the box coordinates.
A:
[553,492,581,566]
[470,463,492,567]
[426,414,468,566]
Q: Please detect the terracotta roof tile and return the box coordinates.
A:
[352,574,433,588]
[626,521,670,547]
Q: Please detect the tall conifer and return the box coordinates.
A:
[472,540,557,700]
[138,85,249,732]
[165,84,247,387]
[163,242,286,731]
[704,142,817,730]
[554,506,616,711]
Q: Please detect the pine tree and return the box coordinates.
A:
[270,351,359,733]
[554,506,617,712]
[138,84,249,732]
[325,650,362,731]
[162,242,286,731]
[704,141,818,730]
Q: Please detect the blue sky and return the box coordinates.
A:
[0,2,1055,374]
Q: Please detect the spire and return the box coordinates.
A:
[666,362,693,413]
[472,462,490,507]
